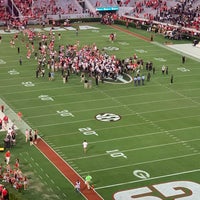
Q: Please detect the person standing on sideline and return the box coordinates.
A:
[76,27,79,36]
[182,55,185,64]
[82,140,88,154]
[85,175,92,189]
[5,150,11,165]
[25,129,29,142]
[74,180,81,193]
[170,74,174,84]
[95,75,99,86]
[3,115,8,127]
[142,75,145,85]
[165,66,168,75]
[29,129,33,146]
[34,129,38,144]
[147,72,151,81]
[0,119,2,130]
[19,56,22,65]
[15,158,19,169]
[17,111,22,121]
[23,176,28,190]
[1,105,4,112]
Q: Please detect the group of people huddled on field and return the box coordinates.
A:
[0,106,31,199]
[22,27,158,85]
[8,25,162,86]
[0,151,28,198]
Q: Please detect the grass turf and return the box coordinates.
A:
[0,22,200,200]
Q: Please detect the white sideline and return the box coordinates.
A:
[0,98,32,136]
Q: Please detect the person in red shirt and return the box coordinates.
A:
[5,150,11,165]
[17,112,22,121]
[0,119,2,130]
[3,115,8,127]
[2,187,8,199]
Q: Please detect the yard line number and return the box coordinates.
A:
[38,95,54,101]
[57,110,74,117]
[106,149,127,159]
[78,127,98,136]
[22,82,35,87]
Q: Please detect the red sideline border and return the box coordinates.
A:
[35,138,103,200]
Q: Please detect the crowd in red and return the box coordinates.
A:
[119,0,200,31]
[0,0,199,32]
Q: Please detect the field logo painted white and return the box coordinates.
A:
[133,170,150,179]
[38,95,54,101]
[95,113,121,122]
[177,67,190,72]
[113,181,200,200]
[106,149,127,159]
[22,82,35,87]
[154,57,166,62]
[78,127,98,136]
[57,110,74,117]
[0,59,6,64]
[8,69,19,75]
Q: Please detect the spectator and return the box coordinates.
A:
[5,150,11,165]
[74,180,81,193]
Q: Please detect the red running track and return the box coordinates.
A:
[35,138,104,200]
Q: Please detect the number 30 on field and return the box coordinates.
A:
[113,181,200,199]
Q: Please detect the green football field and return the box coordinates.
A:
[0,22,200,200]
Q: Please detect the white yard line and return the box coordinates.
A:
[95,168,200,190]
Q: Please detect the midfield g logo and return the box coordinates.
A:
[95,113,121,122]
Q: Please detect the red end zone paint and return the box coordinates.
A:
[35,138,103,200]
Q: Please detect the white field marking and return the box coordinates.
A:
[33,140,104,200]
[56,186,61,191]
[0,98,37,138]
[153,77,200,153]
[63,193,67,197]
[39,175,43,180]
[2,80,199,101]
[66,138,200,161]
[48,188,53,192]
[153,41,200,62]
[80,152,200,176]
[36,108,200,128]
[95,168,200,190]
[25,103,198,119]
[50,179,55,184]
[35,162,39,167]
[48,122,200,139]
[54,125,200,149]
